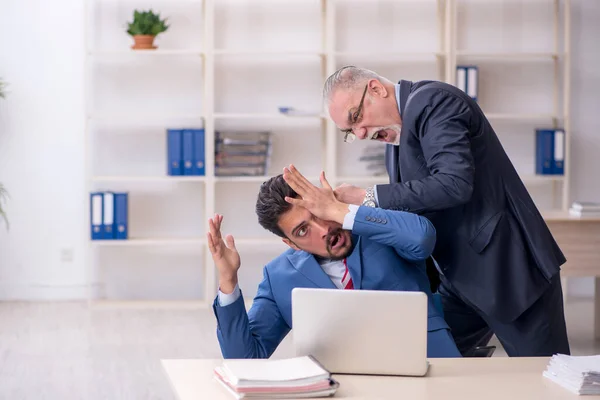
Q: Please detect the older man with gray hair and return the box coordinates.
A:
[323,65,570,358]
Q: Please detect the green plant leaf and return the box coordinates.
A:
[126,9,169,36]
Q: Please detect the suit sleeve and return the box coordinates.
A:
[213,266,290,359]
[351,206,436,261]
[376,89,475,214]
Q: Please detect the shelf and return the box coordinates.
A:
[215,176,321,184]
[90,300,208,310]
[485,113,559,122]
[215,176,270,183]
[456,52,559,61]
[92,176,206,183]
[214,49,324,57]
[335,51,444,60]
[213,113,324,120]
[521,175,565,183]
[235,238,286,246]
[88,113,204,122]
[542,211,600,222]
[91,237,206,246]
[89,49,204,57]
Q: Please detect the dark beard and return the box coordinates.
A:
[325,228,352,261]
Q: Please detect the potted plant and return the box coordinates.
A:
[127,9,169,50]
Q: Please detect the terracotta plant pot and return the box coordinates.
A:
[131,35,157,50]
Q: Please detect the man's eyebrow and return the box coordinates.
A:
[346,109,354,125]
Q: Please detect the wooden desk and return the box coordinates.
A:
[543,211,600,338]
[161,357,597,400]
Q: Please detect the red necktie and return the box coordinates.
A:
[341,258,354,290]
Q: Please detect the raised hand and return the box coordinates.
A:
[333,183,367,206]
[282,165,349,224]
[207,214,240,293]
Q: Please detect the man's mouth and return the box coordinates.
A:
[371,129,388,142]
[329,234,345,250]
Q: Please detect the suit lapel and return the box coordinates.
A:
[345,236,363,289]
[398,79,412,119]
[287,251,336,289]
[385,145,400,183]
[386,80,413,184]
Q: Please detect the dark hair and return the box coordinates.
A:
[256,174,298,238]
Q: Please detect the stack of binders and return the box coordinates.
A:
[535,128,565,175]
[90,192,128,240]
[456,65,478,102]
[215,131,272,177]
[167,128,205,176]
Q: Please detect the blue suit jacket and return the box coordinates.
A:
[213,206,455,359]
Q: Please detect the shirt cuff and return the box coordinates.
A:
[342,204,360,231]
[373,185,380,206]
[218,283,241,307]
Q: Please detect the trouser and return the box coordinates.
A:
[438,274,571,357]
[427,328,462,358]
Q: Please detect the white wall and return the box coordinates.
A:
[0,0,598,301]
[0,0,88,299]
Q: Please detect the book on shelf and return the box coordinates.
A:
[90,192,129,240]
[167,128,205,176]
[456,65,478,102]
[543,353,600,395]
[213,355,339,399]
[535,128,565,175]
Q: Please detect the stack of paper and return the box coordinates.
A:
[543,354,600,395]
[214,356,339,399]
[569,201,600,218]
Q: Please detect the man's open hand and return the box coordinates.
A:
[207,214,240,293]
[282,165,349,224]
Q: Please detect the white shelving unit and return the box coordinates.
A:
[84,0,571,307]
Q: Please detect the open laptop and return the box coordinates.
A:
[291,287,429,377]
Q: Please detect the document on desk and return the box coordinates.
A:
[543,354,600,395]
[213,355,339,399]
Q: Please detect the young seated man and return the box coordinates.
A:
[209,165,461,359]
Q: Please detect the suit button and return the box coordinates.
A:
[376,218,382,223]
[365,216,372,221]
[382,219,387,224]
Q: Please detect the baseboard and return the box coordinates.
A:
[0,282,104,301]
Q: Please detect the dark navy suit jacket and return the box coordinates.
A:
[213,206,455,359]
[380,79,566,322]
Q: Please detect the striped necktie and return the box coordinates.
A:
[341,258,354,290]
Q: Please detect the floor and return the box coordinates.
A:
[0,298,597,399]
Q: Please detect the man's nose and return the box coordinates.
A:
[354,126,368,140]
[314,219,330,238]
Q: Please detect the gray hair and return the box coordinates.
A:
[322,66,389,104]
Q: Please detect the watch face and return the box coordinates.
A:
[363,200,376,208]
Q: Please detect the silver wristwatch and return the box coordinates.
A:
[362,186,377,208]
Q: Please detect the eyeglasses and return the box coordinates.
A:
[342,84,368,144]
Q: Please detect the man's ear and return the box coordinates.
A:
[368,78,388,98]
[282,237,300,251]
